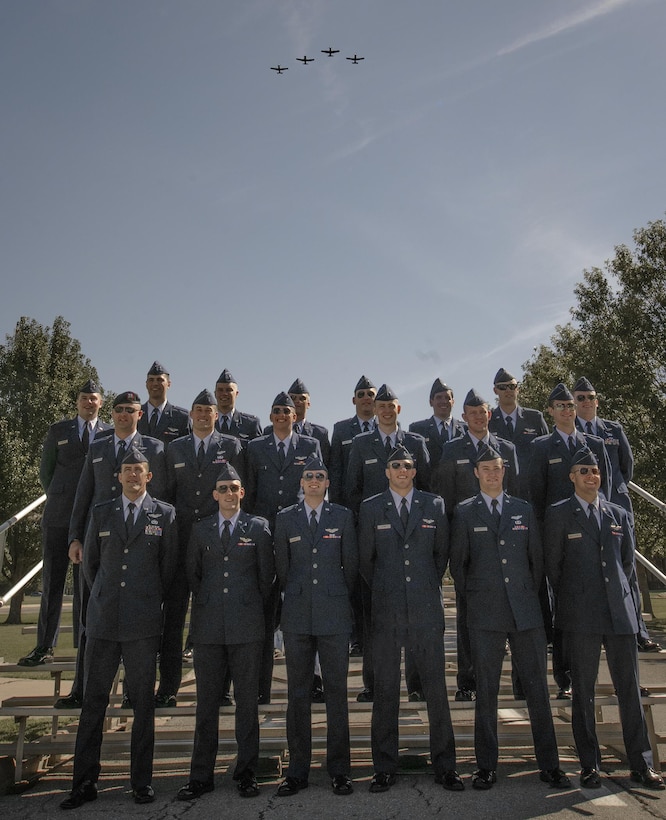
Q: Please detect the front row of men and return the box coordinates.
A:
[60,438,663,809]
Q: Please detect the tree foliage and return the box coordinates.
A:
[520,218,666,559]
[0,316,104,622]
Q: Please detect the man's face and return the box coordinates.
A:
[385,458,416,494]
[112,402,142,436]
[289,392,311,422]
[300,468,329,503]
[462,404,490,437]
[352,387,376,419]
[574,391,598,423]
[119,461,152,496]
[475,458,505,497]
[375,399,400,429]
[146,373,170,403]
[569,463,601,499]
[213,479,244,516]
[548,399,576,432]
[270,405,296,434]
[190,404,218,436]
[77,392,103,421]
[215,382,239,414]
[430,390,454,420]
[493,381,519,409]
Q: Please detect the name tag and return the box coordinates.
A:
[567,532,582,539]
[377,523,391,530]
[93,457,103,463]
[99,530,110,537]
[473,526,488,532]
[549,458,562,464]
[365,458,378,465]
[289,536,301,543]
[58,439,68,446]
[456,459,470,465]
[174,462,185,468]
[342,439,352,446]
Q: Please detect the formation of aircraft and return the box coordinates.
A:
[270,49,364,72]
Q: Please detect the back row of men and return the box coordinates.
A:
[22,362,663,806]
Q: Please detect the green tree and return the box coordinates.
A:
[520,218,666,564]
[0,316,104,623]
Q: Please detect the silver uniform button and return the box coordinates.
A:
[120,581,126,587]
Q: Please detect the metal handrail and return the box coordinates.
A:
[0,494,46,607]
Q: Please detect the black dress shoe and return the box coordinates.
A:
[369,772,396,793]
[638,638,661,652]
[556,688,572,700]
[277,776,308,796]
[540,768,571,788]
[311,685,325,703]
[408,690,425,702]
[121,694,132,709]
[472,769,496,790]
[132,785,155,804]
[236,774,259,797]
[154,693,177,707]
[182,646,194,661]
[220,693,234,707]
[54,692,82,709]
[630,767,665,789]
[18,645,54,667]
[331,774,353,795]
[177,779,214,801]
[641,687,651,697]
[60,780,97,809]
[436,770,465,791]
[349,642,363,656]
[454,688,475,702]
[580,767,601,788]
[356,688,374,702]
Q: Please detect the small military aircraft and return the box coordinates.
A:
[321,47,339,56]
[346,54,365,64]
[270,65,288,73]
[296,55,315,64]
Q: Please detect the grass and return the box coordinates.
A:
[1,598,76,676]
[0,718,55,744]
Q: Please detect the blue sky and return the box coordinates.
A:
[2,0,665,431]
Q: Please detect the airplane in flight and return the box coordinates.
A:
[321,47,339,56]
[270,65,288,73]
[296,55,315,64]
[346,54,365,64]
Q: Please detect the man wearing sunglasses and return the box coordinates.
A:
[359,445,462,793]
[245,392,322,703]
[60,391,166,709]
[160,389,244,707]
[264,379,331,465]
[177,465,274,802]
[409,378,466,466]
[273,458,358,797]
[529,382,611,698]
[544,449,664,791]
[488,368,548,501]
[573,376,660,653]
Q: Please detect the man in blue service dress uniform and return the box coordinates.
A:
[60,448,178,809]
[359,445,463,794]
[265,379,331,465]
[176,465,274,802]
[160,389,244,705]
[409,378,466,466]
[274,458,358,797]
[214,368,263,445]
[245,391,322,703]
[450,446,570,790]
[19,379,111,668]
[138,360,190,446]
[544,449,664,791]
